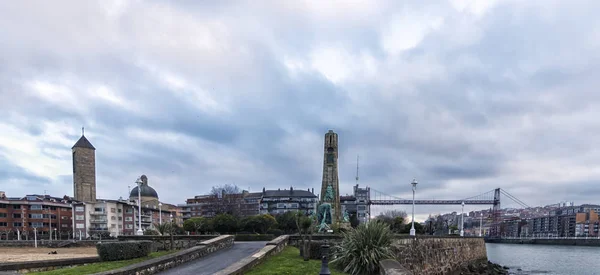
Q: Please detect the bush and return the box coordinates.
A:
[143,229,160,236]
[96,241,153,261]
[266,229,284,236]
[234,234,275,241]
[331,222,394,275]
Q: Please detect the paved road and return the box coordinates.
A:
[158,241,267,275]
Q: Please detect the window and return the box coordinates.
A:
[13,213,21,218]
[0,213,6,218]
[118,209,122,213]
[12,205,21,209]
[125,217,133,221]
[111,216,116,220]
[111,224,116,228]
[0,204,6,208]
[0,222,7,226]
[42,214,56,219]
[94,208,104,212]
[126,209,133,214]
[291,203,298,208]
[126,224,133,229]
[76,215,84,221]
[30,222,43,228]
[62,216,68,219]
[29,214,43,219]
[111,208,116,213]
[277,203,285,208]
[30,205,43,210]
[61,224,68,228]
[75,206,84,212]
[118,217,122,221]
[13,222,22,227]
[76,223,85,229]
[26,196,38,201]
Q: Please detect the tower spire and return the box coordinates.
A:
[82,127,84,136]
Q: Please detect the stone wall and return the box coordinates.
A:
[214,235,290,275]
[117,235,217,251]
[92,235,234,275]
[391,237,487,275]
[0,240,108,247]
[0,257,101,273]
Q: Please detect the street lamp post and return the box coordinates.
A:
[33,227,38,248]
[410,179,418,236]
[159,203,162,225]
[479,213,483,237]
[136,178,143,236]
[460,202,465,237]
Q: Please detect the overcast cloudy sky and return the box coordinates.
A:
[1,0,599,220]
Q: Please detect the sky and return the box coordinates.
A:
[1,0,600,221]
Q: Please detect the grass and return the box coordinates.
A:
[30,250,177,275]
[245,246,348,275]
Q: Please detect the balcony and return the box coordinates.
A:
[90,219,108,224]
[89,211,107,216]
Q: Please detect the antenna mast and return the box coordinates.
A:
[355,155,360,185]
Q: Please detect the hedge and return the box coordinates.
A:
[234,234,275,241]
[96,241,153,261]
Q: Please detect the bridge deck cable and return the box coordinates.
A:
[500,189,530,208]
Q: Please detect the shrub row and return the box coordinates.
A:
[96,241,153,261]
[234,234,275,241]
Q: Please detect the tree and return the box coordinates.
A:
[212,214,238,234]
[399,222,425,234]
[209,184,241,197]
[275,211,298,233]
[241,214,277,234]
[208,184,243,216]
[154,222,173,236]
[184,217,206,234]
[379,210,407,219]
[295,211,314,261]
[375,211,406,233]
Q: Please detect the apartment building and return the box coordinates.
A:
[340,184,371,223]
[0,192,74,240]
[529,204,600,237]
[259,187,318,216]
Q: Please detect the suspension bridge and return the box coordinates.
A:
[367,187,531,237]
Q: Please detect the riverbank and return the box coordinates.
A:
[449,259,509,275]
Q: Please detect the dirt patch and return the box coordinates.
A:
[0,247,98,262]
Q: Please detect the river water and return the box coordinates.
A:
[486,243,600,275]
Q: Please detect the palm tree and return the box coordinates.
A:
[332,222,394,275]
[154,222,173,236]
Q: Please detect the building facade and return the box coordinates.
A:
[340,184,371,224]
[181,187,318,221]
[528,204,600,237]
[0,192,74,240]
[259,187,318,216]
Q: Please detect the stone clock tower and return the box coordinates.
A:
[320,130,341,223]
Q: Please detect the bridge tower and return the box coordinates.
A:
[490,188,501,237]
[321,130,341,223]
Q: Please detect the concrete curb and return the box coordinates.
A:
[91,235,235,275]
[214,235,290,275]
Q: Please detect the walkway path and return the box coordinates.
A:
[157,241,267,275]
